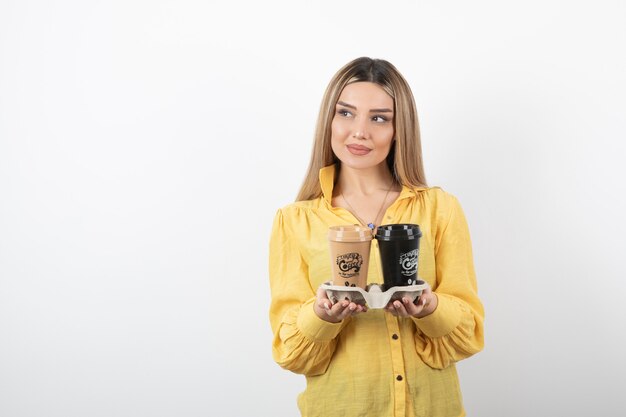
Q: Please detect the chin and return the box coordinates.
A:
[337,154,387,170]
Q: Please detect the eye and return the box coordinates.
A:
[372,115,389,123]
[337,109,353,117]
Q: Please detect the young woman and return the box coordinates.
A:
[269,57,484,417]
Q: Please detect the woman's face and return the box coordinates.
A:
[331,82,395,171]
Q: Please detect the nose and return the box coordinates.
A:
[352,118,369,140]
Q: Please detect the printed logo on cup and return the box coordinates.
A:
[336,252,363,278]
[399,249,418,277]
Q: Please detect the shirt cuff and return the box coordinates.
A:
[297,298,348,342]
[411,293,462,338]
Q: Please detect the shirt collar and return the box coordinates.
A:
[318,164,427,204]
[319,164,337,204]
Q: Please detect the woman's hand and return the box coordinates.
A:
[313,286,368,323]
[385,287,438,319]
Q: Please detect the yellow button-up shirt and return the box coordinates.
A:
[269,165,484,417]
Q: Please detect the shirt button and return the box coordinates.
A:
[396,375,403,381]
[392,334,398,340]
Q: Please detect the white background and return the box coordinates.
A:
[1,1,625,416]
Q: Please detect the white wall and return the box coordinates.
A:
[1,1,625,416]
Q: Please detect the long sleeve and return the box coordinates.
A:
[268,209,348,376]
[410,195,485,369]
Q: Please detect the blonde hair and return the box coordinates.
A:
[296,57,427,201]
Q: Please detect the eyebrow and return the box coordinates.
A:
[337,101,393,113]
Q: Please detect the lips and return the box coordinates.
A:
[346,144,372,156]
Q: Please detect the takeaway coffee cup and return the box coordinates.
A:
[328,225,373,289]
[375,224,422,290]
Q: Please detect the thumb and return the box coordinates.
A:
[316,285,332,309]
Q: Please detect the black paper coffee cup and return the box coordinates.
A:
[375,224,422,290]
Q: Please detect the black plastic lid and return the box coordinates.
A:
[375,224,422,241]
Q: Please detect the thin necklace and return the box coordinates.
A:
[341,182,394,231]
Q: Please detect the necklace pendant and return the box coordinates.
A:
[367,222,375,230]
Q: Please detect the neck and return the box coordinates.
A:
[335,163,396,197]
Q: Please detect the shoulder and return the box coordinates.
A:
[409,186,466,227]
[409,186,461,209]
[421,186,460,204]
[272,198,325,232]
[276,197,323,217]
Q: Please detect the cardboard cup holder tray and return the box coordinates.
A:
[321,280,428,309]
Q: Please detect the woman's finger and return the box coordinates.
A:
[392,300,408,316]
[401,297,421,316]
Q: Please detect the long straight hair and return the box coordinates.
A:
[296,57,427,201]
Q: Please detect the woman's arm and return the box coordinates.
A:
[409,194,485,369]
[268,209,351,376]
